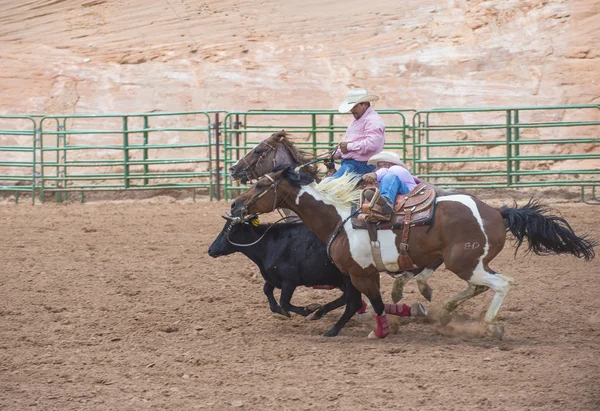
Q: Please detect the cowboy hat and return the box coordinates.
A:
[367,151,409,170]
[338,88,379,113]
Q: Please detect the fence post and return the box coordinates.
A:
[57,119,67,202]
[123,116,130,189]
[235,114,241,162]
[311,114,317,157]
[506,110,513,187]
[513,110,520,184]
[214,112,221,201]
[328,114,334,148]
[143,115,149,186]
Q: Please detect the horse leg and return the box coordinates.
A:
[391,258,443,303]
[439,283,489,326]
[263,282,286,316]
[468,266,515,339]
[390,276,409,304]
[416,258,443,302]
[350,271,390,339]
[322,278,362,337]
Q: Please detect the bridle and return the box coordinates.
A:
[237,142,277,183]
[236,140,341,183]
[225,172,297,248]
[240,174,288,217]
[224,213,298,247]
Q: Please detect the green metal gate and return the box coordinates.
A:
[37,111,215,202]
[0,116,38,203]
[1,105,598,204]
[412,105,600,202]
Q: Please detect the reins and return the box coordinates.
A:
[226,174,296,247]
[326,208,360,259]
[295,143,341,172]
[225,215,299,247]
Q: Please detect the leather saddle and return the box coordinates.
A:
[352,183,436,230]
[351,183,437,273]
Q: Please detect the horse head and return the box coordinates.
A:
[230,165,314,218]
[229,131,299,184]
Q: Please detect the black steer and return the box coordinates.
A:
[208,219,363,337]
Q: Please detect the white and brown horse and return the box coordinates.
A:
[230,166,595,339]
[228,130,441,303]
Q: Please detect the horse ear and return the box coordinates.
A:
[273,130,286,141]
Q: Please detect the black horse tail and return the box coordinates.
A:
[499,199,596,261]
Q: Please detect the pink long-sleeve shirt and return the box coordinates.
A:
[335,107,385,161]
[375,166,418,191]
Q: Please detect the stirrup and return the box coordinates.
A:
[360,187,381,214]
[367,203,391,222]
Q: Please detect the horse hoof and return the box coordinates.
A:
[418,284,433,302]
[323,328,339,337]
[307,311,323,321]
[439,310,453,326]
[488,323,505,340]
[367,331,388,339]
[306,303,323,313]
[410,302,428,318]
[391,283,404,304]
[279,309,291,318]
[391,292,403,304]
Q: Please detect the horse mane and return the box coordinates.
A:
[273,164,315,187]
[313,173,362,207]
[275,166,361,207]
[271,131,318,177]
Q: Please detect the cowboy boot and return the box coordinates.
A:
[370,195,394,221]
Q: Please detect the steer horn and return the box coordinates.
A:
[223,213,243,224]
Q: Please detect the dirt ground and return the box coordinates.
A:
[1,197,599,411]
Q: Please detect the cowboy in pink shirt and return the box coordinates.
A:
[331,89,386,178]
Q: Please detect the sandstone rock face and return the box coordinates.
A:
[0,0,599,183]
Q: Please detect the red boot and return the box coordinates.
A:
[357,299,368,314]
[369,314,390,339]
[385,302,428,317]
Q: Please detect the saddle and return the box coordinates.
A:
[351,183,437,273]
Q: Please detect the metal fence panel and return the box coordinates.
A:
[0,116,37,203]
[38,112,214,202]
[411,105,600,197]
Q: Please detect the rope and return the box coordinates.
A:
[225,215,299,247]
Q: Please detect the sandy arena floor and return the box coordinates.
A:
[1,198,599,410]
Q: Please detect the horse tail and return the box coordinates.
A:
[499,199,596,261]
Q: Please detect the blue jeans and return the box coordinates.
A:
[379,174,410,203]
[333,159,375,178]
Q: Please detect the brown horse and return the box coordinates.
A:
[229,131,319,184]
[228,130,442,303]
[230,166,595,339]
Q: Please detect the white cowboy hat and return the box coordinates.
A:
[338,88,379,113]
[367,151,409,170]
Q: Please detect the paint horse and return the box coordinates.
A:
[230,166,595,339]
[228,130,441,304]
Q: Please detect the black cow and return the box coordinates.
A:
[208,218,363,337]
